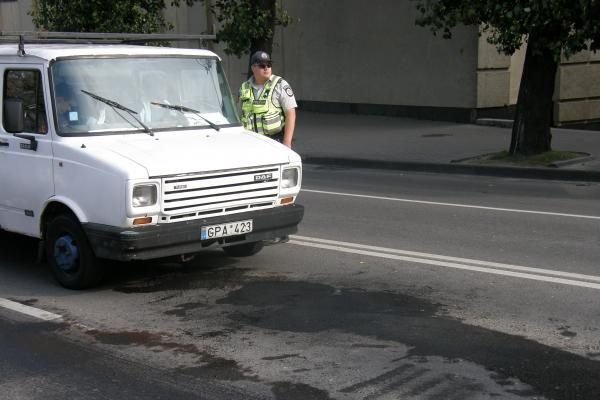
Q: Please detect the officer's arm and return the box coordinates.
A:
[282,107,296,148]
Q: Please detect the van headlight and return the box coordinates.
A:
[281,167,299,189]
[132,184,158,207]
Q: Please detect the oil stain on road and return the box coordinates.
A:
[216,280,600,400]
[112,260,600,399]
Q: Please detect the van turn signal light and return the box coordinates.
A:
[280,197,294,205]
[133,217,153,225]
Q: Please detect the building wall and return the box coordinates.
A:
[277,0,479,110]
[0,0,34,31]
[189,0,481,120]
[0,0,500,121]
[509,46,526,105]
[554,49,600,126]
[475,31,525,110]
[476,31,512,109]
[163,1,212,50]
[3,1,600,125]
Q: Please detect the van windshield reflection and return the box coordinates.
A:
[51,57,240,135]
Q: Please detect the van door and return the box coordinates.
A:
[0,66,53,237]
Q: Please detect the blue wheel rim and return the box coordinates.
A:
[54,234,80,272]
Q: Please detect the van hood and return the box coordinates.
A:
[89,129,293,177]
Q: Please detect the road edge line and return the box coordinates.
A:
[289,240,600,291]
[0,298,63,321]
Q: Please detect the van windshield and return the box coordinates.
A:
[50,56,240,136]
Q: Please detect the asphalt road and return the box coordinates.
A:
[1,165,600,400]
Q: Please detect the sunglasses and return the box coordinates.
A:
[255,63,272,69]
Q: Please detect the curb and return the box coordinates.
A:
[549,155,595,168]
[450,153,595,169]
[302,156,600,182]
[475,118,514,129]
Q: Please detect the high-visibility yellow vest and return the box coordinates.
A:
[240,75,284,135]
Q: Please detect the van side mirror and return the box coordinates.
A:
[4,98,24,133]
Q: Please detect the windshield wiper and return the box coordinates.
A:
[81,90,154,136]
[150,102,220,131]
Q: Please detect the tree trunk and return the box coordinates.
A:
[247,0,276,77]
[509,33,559,155]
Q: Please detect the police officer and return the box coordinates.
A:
[239,51,297,148]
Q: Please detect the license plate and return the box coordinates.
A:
[201,220,253,240]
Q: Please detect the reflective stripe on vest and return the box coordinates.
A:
[240,75,284,135]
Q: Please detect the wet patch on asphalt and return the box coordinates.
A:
[214,280,600,400]
[271,382,335,400]
[86,329,199,353]
[176,360,256,382]
[84,327,335,397]
[197,329,236,339]
[350,343,390,349]
[86,329,254,381]
[261,353,303,361]
[558,326,577,338]
[336,362,496,399]
[421,133,453,138]
[112,253,247,293]
[106,262,599,399]
[164,302,210,317]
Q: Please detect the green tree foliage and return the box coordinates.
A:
[174,0,292,71]
[30,0,171,33]
[210,0,292,58]
[411,0,600,155]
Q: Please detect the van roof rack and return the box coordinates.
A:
[0,31,217,56]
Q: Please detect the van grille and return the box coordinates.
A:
[160,166,280,221]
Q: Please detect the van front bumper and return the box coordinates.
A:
[82,204,304,261]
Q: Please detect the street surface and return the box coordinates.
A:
[1,165,600,399]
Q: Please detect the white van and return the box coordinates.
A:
[0,33,303,289]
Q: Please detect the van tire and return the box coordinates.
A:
[46,214,104,289]
[222,241,264,257]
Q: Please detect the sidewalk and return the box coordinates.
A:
[293,111,600,182]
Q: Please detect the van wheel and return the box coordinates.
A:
[222,241,264,257]
[46,214,104,289]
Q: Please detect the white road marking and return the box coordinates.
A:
[290,235,600,290]
[0,298,62,321]
[302,189,600,221]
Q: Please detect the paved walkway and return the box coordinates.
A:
[293,111,600,181]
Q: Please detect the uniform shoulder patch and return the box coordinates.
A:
[283,85,294,97]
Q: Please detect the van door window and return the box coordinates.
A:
[3,70,48,134]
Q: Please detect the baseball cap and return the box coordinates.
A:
[250,51,271,65]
